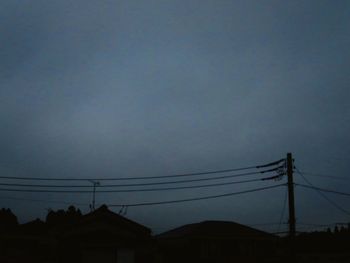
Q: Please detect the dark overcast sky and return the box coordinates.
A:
[1,0,350,234]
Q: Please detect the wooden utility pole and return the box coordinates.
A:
[287,152,296,237]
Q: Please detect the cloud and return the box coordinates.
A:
[1,0,350,230]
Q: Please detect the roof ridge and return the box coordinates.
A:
[83,204,151,232]
[157,220,277,239]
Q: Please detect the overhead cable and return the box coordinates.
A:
[107,184,285,207]
[0,195,88,206]
[256,159,285,168]
[0,174,280,193]
[295,168,350,216]
[296,171,350,181]
[0,170,275,188]
[296,183,350,198]
[0,159,284,181]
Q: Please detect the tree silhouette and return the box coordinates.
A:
[0,208,18,232]
[46,206,82,228]
[334,226,339,234]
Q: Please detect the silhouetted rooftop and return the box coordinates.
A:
[18,218,48,236]
[61,204,151,240]
[157,220,277,240]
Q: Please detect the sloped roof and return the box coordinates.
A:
[20,219,47,234]
[75,204,151,237]
[157,220,276,240]
[9,219,50,239]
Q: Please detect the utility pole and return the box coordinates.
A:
[287,152,296,237]
[88,180,100,211]
[286,153,296,263]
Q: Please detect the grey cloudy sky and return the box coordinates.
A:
[1,0,350,234]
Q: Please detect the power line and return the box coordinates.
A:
[296,183,350,198]
[256,159,285,168]
[0,175,279,193]
[297,222,335,227]
[249,222,282,227]
[107,184,285,207]
[0,160,285,181]
[0,170,277,188]
[297,171,350,181]
[295,168,350,216]
[0,166,259,181]
[0,195,88,206]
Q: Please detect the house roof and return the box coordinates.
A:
[20,219,46,232]
[157,220,277,240]
[11,219,50,238]
[67,204,151,238]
